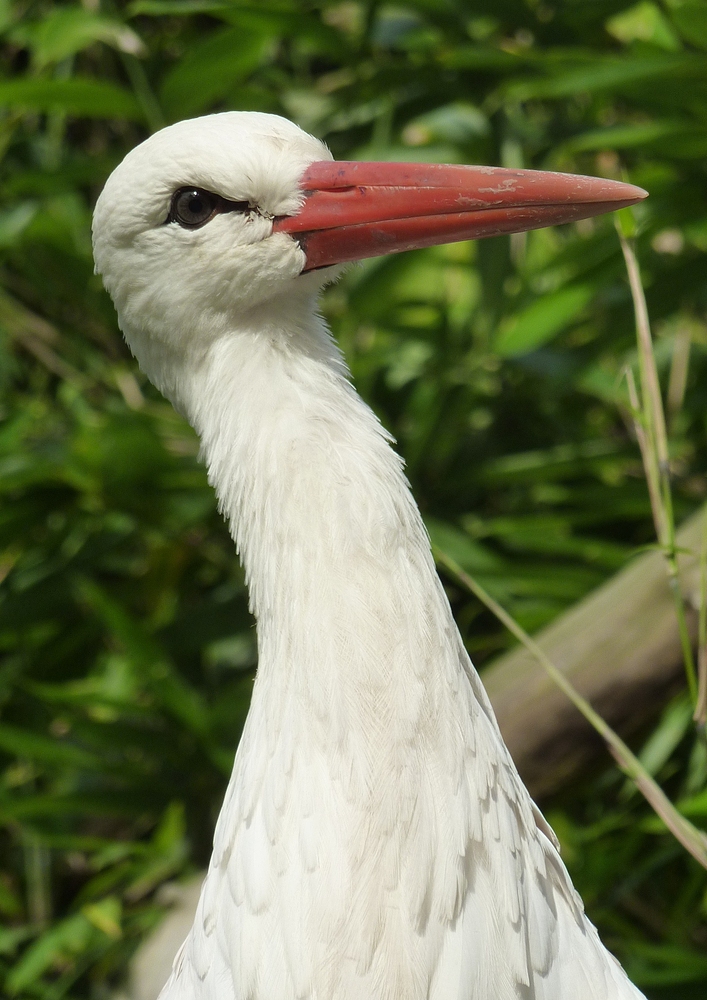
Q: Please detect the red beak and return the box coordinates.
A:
[273,161,647,272]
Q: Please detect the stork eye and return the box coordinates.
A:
[167,188,252,229]
[171,188,219,228]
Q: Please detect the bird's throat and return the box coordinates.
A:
[181,309,453,746]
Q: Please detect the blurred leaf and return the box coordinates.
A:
[494,285,594,357]
[82,897,122,939]
[128,0,231,14]
[125,802,187,900]
[671,2,707,49]
[11,7,145,67]
[159,26,272,119]
[425,517,504,573]
[6,912,94,992]
[0,78,143,120]
[560,121,685,153]
[74,577,211,738]
[0,723,101,771]
[505,55,688,100]
[637,692,694,777]
[0,202,37,248]
[0,926,35,957]
[625,940,707,986]
[607,2,682,51]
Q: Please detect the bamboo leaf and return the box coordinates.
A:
[0,78,144,120]
[10,8,145,67]
[670,2,707,50]
[494,285,594,357]
[159,26,272,119]
[0,723,101,771]
[606,2,682,52]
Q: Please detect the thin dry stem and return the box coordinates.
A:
[695,512,707,725]
[625,366,665,544]
[619,234,669,469]
[619,233,698,702]
[434,547,707,870]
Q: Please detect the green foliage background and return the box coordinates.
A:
[1,0,707,996]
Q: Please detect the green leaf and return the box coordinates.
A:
[0,925,35,957]
[0,0,13,34]
[159,26,272,119]
[0,879,22,918]
[624,940,707,986]
[607,2,682,51]
[128,0,231,14]
[505,55,686,100]
[439,44,522,71]
[678,788,707,817]
[81,896,122,939]
[74,578,211,737]
[124,802,188,900]
[637,693,693,776]
[0,723,102,771]
[11,8,145,67]
[671,2,707,49]
[0,202,38,248]
[615,205,638,239]
[425,518,504,573]
[0,792,147,820]
[561,121,685,152]
[6,912,93,992]
[0,77,144,120]
[494,285,594,357]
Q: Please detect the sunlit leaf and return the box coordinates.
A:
[0,77,143,120]
[128,0,231,15]
[11,7,145,67]
[671,1,707,49]
[82,897,122,939]
[494,285,594,357]
[560,121,685,153]
[0,723,102,771]
[425,518,504,573]
[6,913,93,992]
[159,26,272,119]
[504,55,687,100]
[607,2,682,51]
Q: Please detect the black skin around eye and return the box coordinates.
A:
[167,188,251,229]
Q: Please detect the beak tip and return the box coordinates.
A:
[625,183,649,203]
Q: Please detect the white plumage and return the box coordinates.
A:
[92,112,646,1000]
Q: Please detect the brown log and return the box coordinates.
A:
[482,505,705,798]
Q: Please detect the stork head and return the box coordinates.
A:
[93,111,645,396]
[93,113,331,389]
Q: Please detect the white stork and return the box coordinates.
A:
[92,113,647,1000]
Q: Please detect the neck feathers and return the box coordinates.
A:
[178,306,452,748]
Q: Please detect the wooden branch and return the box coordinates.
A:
[482,505,705,798]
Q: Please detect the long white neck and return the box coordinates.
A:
[168,294,458,759]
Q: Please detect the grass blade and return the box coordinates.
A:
[618,228,698,703]
[434,545,707,870]
[695,512,707,726]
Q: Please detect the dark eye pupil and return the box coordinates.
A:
[174,188,215,227]
[168,187,250,230]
